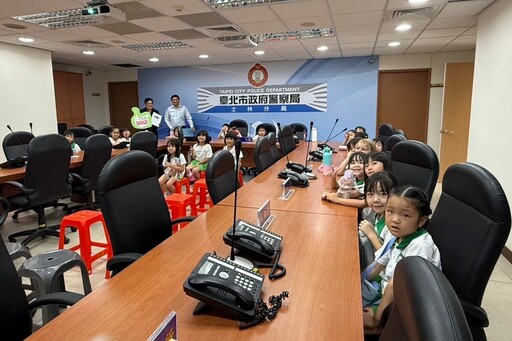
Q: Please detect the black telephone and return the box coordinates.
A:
[309,150,323,161]
[183,253,264,320]
[278,169,309,188]
[223,219,283,261]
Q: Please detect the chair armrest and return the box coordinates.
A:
[0,181,33,196]
[106,253,143,272]
[460,299,489,327]
[28,292,84,311]
[172,216,196,226]
[70,172,87,183]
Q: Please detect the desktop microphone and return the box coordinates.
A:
[277,123,308,174]
[317,118,339,150]
[303,121,314,170]
[6,125,29,155]
[309,128,347,160]
[317,127,347,152]
[29,122,33,135]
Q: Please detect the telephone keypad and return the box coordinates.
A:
[235,274,257,294]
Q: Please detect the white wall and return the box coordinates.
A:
[469,0,512,249]
[0,43,57,163]
[379,50,475,154]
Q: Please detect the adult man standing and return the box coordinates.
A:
[164,94,195,133]
[139,97,160,136]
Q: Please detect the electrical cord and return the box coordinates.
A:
[257,250,286,280]
[239,291,289,330]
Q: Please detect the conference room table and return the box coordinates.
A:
[27,140,363,340]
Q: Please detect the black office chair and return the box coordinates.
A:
[205,150,241,205]
[97,150,194,276]
[3,131,34,161]
[229,119,249,136]
[385,133,406,154]
[130,131,158,159]
[256,123,276,135]
[0,240,84,340]
[254,137,274,174]
[0,134,72,246]
[77,123,97,134]
[68,134,112,212]
[378,123,395,151]
[67,127,92,150]
[290,123,307,140]
[380,256,472,341]
[428,162,511,341]
[267,132,282,162]
[392,129,407,138]
[57,122,68,135]
[278,124,296,155]
[97,125,114,136]
[390,140,439,200]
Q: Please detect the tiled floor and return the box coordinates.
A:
[1,181,511,339]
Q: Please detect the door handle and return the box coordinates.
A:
[440,129,448,134]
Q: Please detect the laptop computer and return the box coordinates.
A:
[182,128,196,141]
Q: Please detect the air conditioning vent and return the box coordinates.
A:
[216,35,258,49]
[197,25,241,38]
[385,6,441,21]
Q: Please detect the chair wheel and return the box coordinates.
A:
[12,213,18,220]
[70,227,77,232]
[64,237,70,244]
[8,236,16,243]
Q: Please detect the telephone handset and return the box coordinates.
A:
[183,253,264,320]
[278,169,309,188]
[223,219,283,261]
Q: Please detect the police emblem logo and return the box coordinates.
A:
[247,63,268,88]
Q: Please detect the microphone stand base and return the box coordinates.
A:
[228,255,254,270]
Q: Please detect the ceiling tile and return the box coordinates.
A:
[218,6,280,24]
[271,0,329,20]
[333,11,383,27]
[328,0,387,15]
[130,16,192,32]
[428,16,478,30]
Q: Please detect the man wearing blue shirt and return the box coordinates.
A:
[164,94,195,133]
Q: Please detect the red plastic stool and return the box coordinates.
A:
[192,178,213,213]
[58,210,113,279]
[238,170,244,186]
[173,177,191,194]
[165,193,197,232]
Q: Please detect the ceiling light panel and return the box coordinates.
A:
[121,41,191,52]
[252,28,334,42]
[12,9,90,29]
[203,0,297,10]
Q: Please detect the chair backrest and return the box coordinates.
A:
[76,134,112,193]
[130,131,158,159]
[254,136,274,174]
[77,123,97,134]
[380,256,472,341]
[385,133,407,154]
[267,132,282,162]
[256,123,276,135]
[24,134,72,208]
[98,150,172,258]
[391,140,439,200]
[2,131,34,160]
[97,125,114,136]
[428,163,511,307]
[0,240,33,340]
[393,129,407,138]
[378,123,395,150]
[67,127,93,150]
[290,123,307,140]
[278,124,296,155]
[229,119,248,136]
[206,150,240,205]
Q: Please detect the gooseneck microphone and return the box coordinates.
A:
[6,125,29,155]
[304,121,314,169]
[318,118,339,150]
[29,122,33,135]
[205,116,210,131]
[277,123,311,174]
[230,140,242,262]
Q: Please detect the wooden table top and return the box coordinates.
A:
[217,142,354,217]
[28,205,362,340]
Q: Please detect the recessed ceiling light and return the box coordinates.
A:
[82,50,95,55]
[407,0,427,4]
[254,50,265,55]
[199,54,209,59]
[149,57,159,62]
[395,24,411,32]
[18,37,34,43]
[252,28,334,43]
[317,45,328,51]
[388,41,401,47]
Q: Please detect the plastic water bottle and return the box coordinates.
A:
[339,170,355,198]
[318,146,333,176]
[311,126,318,142]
